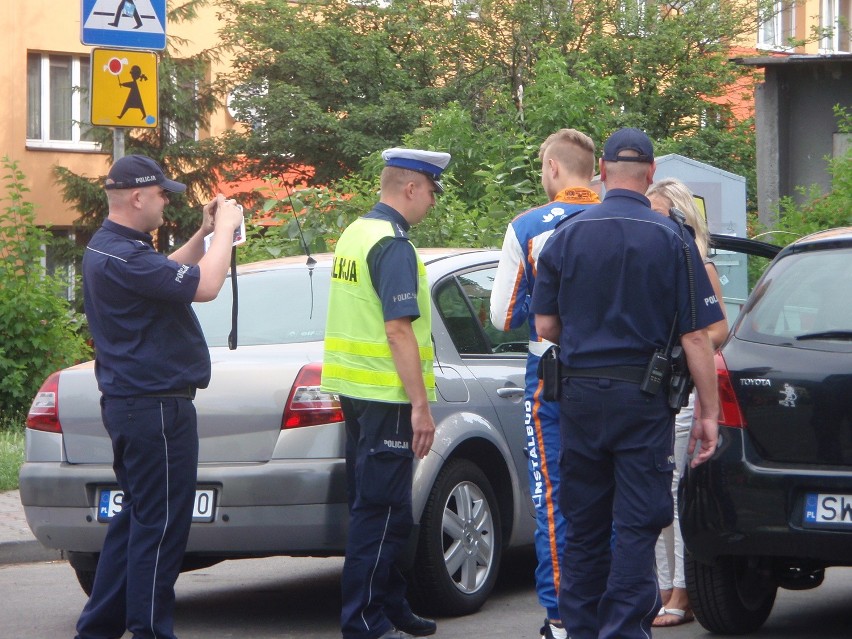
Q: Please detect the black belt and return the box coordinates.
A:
[563,366,645,384]
[138,386,196,400]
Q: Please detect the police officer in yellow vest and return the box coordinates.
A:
[322,148,451,639]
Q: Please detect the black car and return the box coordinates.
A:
[681,227,852,634]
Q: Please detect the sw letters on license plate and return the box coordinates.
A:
[803,492,852,528]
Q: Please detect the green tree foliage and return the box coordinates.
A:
[55,0,230,250]
[220,0,773,257]
[220,0,767,175]
[0,158,91,414]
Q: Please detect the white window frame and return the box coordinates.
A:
[757,1,796,50]
[453,0,480,20]
[619,0,650,35]
[40,229,77,301]
[819,0,851,52]
[348,0,391,7]
[27,52,100,152]
[163,69,200,144]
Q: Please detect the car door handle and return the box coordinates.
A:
[496,387,524,398]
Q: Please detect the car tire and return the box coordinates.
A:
[685,552,777,634]
[74,567,96,596]
[407,458,502,616]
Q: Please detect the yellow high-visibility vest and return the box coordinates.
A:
[321,217,435,403]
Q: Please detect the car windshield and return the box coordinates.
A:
[193,266,331,347]
[735,247,852,349]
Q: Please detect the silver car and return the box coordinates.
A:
[20,248,536,616]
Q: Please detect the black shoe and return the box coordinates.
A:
[390,613,437,637]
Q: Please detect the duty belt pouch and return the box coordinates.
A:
[667,343,695,412]
[537,345,562,402]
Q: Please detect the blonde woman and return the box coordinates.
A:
[645,178,728,627]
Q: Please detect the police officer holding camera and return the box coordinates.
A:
[76,155,244,639]
[531,128,723,639]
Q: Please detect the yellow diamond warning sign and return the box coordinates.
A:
[91,48,158,128]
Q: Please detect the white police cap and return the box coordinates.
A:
[382,147,452,193]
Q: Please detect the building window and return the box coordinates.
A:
[820,0,851,52]
[619,0,651,35]
[43,229,77,302]
[453,0,480,19]
[27,52,99,151]
[348,0,391,7]
[758,1,796,49]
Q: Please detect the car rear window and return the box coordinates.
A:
[735,247,852,350]
[193,266,331,347]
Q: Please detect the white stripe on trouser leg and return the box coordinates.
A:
[150,402,170,639]
[361,507,393,632]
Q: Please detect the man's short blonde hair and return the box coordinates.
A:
[380,166,426,192]
[539,129,596,179]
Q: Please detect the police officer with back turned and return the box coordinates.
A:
[321,148,451,639]
[531,128,723,639]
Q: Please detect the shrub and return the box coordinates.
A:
[0,158,91,414]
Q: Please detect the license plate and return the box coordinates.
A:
[803,492,852,528]
[97,488,216,523]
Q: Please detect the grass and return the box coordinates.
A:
[0,412,25,492]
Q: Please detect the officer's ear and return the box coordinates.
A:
[645,161,656,187]
[404,179,418,200]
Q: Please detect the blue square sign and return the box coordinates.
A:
[82,0,167,50]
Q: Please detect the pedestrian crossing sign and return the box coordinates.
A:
[91,48,159,128]
[82,0,167,50]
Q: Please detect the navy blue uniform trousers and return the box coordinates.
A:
[76,396,198,639]
[340,396,416,639]
[557,377,675,639]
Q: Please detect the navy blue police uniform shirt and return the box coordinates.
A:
[83,219,212,397]
[364,203,421,322]
[531,188,724,369]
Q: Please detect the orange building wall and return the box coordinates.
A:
[0,1,237,228]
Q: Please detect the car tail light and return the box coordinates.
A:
[282,363,344,429]
[715,352,746,428]
[26,371,63,433]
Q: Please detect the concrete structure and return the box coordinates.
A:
[733,55,852,226]
[654,153,747,238]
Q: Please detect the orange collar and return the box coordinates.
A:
[553,187,600,205]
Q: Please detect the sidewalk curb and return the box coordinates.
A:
[0,539,64,565]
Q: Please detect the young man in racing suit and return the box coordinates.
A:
[490,129,599,639]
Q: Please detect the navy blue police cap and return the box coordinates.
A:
[382,147,452,194]
[104,155,187,193]
[602,128,654,163]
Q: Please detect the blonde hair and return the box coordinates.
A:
[539,129,596,179]
[380,166,425,193]
[646,178,710,258]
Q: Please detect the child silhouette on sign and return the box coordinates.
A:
[118,65,148,120]
[109,0,143,29]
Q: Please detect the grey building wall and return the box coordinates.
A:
[742,56,852,228]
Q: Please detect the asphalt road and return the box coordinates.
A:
[2,549,852,638]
